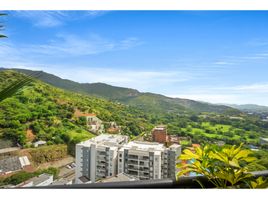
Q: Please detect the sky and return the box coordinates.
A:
[1,11,268,106]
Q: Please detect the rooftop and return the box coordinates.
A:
[22,173,53,186]
[78,134,128,147]
[0,156,22,173]
[121,141,165,152]
[99,173,138,183]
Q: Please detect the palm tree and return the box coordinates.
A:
[0,13,42,101]
[0,13,7,38]
[0,71,43,102]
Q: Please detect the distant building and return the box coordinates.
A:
[17,173,53,187]
[118,141,181,180]
[33,140,47,148]
[260,138,268,145]
[152,125,168,143]
[107,122,121,134]
[75,134,129,184]
[0,156,30,175]
[74,110,104,133]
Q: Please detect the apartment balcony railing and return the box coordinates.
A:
[36,170,268,189]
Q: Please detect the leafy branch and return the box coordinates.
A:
[0,13,7,38]
[177,144,268,188]
[0,71,42,102]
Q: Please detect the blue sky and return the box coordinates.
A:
[1,11,268,105]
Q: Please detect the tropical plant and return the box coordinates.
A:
[177,144,268,188]
[0,13,7,38]
[0,71,42,102]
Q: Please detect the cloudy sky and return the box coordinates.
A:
[1,11,268,105]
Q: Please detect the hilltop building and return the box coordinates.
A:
[17,173,53,187]
[118,141,181,180]
[74,110,104,134]
[75,134,129,183]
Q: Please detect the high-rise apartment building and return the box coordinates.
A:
[118,141,181,180]
[75,134,128,183]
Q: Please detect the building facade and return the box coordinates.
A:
[152,125,168,143]
[118,141,181,180]
[75,134,129,183]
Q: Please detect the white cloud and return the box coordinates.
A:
[23,34,143,56]
[13,11,110,28]
[212,61,235,65]
[0,33,143,58]
[230,83,268,93]
[44,67,192,91]
[14,11,67,27]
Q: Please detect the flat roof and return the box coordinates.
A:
[78,134,128,147]
[0,156,22,173]
[30,173,53,186]
[100,173,137,183]
[121,141,165,152]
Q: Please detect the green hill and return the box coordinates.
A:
[0,70,154,149]
[1,69,268,149]
[1,68,240,115]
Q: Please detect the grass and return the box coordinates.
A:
[65,128,95,142]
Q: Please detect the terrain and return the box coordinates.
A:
[2,68,241,115]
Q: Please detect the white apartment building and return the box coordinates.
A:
[75,134,129,183]
[118,141,181,180]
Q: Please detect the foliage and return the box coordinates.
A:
[0,167,59,186]
[177,144,268,188]
[29,145,68,165]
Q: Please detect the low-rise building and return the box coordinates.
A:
[0,156,30,175]
[75,134,129,184]
[17,173,53,187]
[118,141,181,180]
[33,140,47,148]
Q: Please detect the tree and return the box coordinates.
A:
[177,144,268,188]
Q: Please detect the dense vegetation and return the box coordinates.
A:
[28,145,68,165]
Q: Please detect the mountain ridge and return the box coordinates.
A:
[0,68,240,114]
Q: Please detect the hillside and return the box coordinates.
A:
[226,104,268,113]
[0,70,155,149]
[0,68,240,115]
[1,70,268,149]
